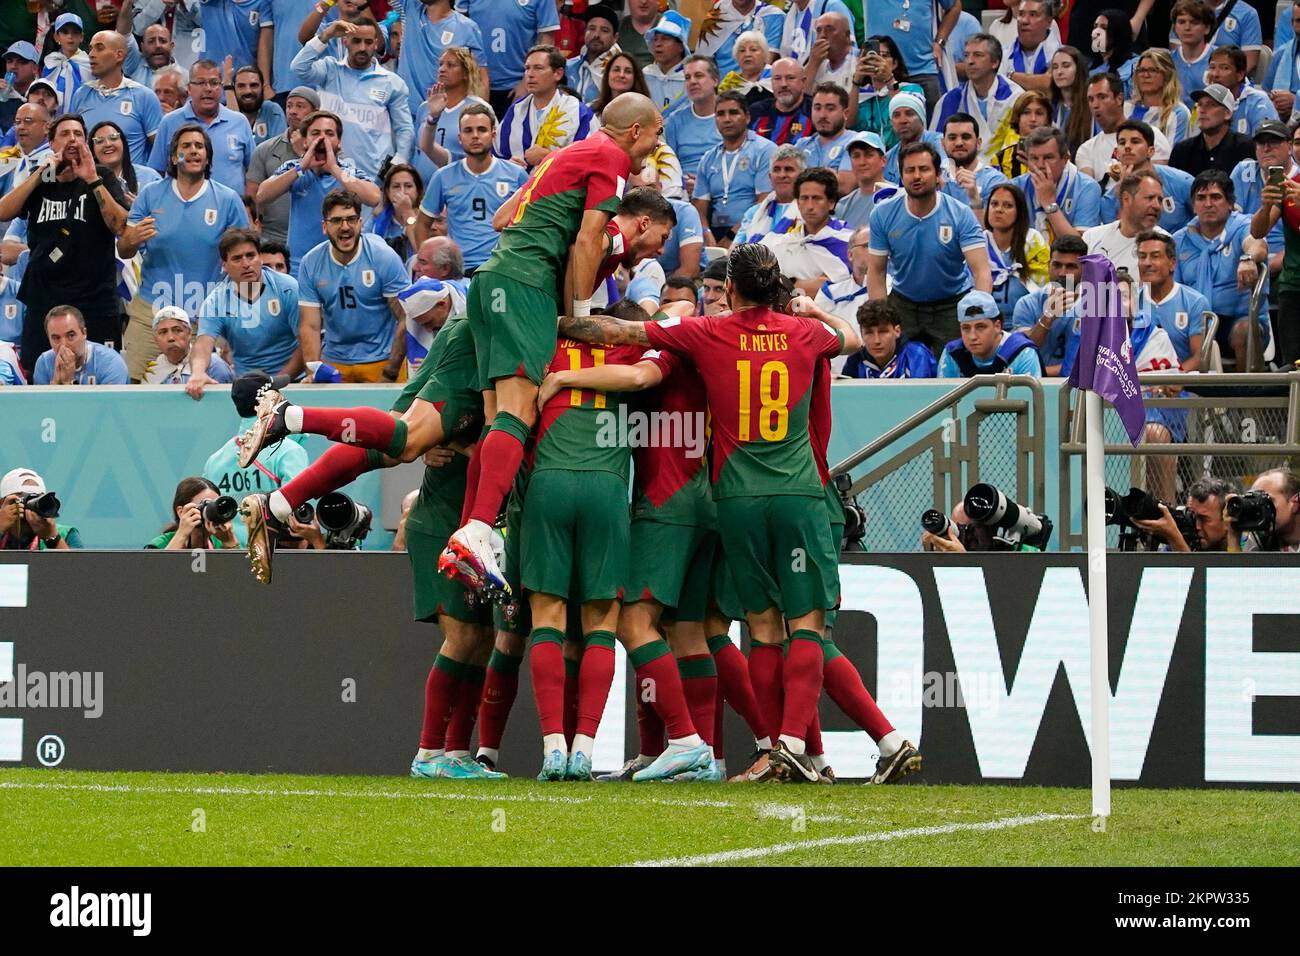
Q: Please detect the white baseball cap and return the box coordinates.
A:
[152,304,192,330]
[0,468,46,498]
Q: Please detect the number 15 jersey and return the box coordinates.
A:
[298,233,409,366]
[645,307,843,500]
[420,157,529,270]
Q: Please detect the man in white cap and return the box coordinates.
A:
[142,304,234,384]
[835,131,896,230]
[1170,84,1256,179]
[397,275,466,375]
[883,91,946,184]
[644,10,691,114]
[0,468,77,550]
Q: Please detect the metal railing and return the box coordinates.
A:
[831,375,1048,551]
[1242,262,1271,373]
[1057,370,1300,550]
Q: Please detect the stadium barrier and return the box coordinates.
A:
[1,552,1295,787]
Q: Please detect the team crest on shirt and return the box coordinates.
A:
[829,146,841,160]
[3,304,15,319]
[249,11,259,25]
[255,122,267,137]
[1225,15,1237,29]
[1073,315,1082,334]
[369,87,387,104]
[739,158,749,171]
[120,100,132,116]
[1063,198,1074,213]
[228,135,239,152]
[1175,311,1189,330]
[362,269,375,287]
[204,207,217,225]
[496,180,510,197]
[268,298,281,316]
[938,224,953,243]
[1162,195,1175,213]
[441,30,453,44]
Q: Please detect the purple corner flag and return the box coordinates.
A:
[1067,255,1146,446]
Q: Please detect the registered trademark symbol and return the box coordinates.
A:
[36,734,64,767]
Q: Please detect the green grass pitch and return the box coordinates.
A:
[1,768,1296,867]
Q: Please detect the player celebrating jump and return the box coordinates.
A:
[558,243,862,783]
[438,92,664,597]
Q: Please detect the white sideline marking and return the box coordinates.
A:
[628,812,1086,867]
[0,779,737,810]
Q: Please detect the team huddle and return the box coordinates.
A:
[234,92,920,786]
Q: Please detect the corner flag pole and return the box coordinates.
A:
[1084,390,1111,825]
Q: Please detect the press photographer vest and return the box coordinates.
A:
[944,331,1037,377]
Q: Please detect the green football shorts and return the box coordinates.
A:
[467,271,558,389]
[521,469,629,604]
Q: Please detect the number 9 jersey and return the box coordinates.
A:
[419,156,529,271]
[644,307,844,500]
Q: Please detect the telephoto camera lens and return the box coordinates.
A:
[294,502,315,524]
[921,509,951,536]
[21,491,61,519]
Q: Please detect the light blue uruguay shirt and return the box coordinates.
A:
[693,132,776,230]
[868,190,985,302]
[411,95,492,187]
[658,197,705,274]
[1146,282,1210,365]
[396,0,485,114]
[0,274,23,344]
[148,103,255,196]
[794,128,856,172]
[1099,164,1195,233]
[198,268,302,375]
[273,156,373,271]
[271,0,322,92]
[420,157,529,269]
[456,0,559,92]
[865,0,954,75]
[297,233,409,365]
[1231,158,1291,254]
[248,99,287,146]
[1173,212,1263,320]
[664,104,722,179]
[291,36,415,181]
[196,0,273,69]
[70,78,164,165]
[34,342,129,384]
[128,178,250,312]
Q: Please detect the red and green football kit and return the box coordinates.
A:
[467,133,631,389]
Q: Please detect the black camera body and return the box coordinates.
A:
[20,491,60,520]
[294,502,315,524]
[834,474,866,552]
[197,495,238,526]
[1103,486,1199,552]
[1226,490,1276,535]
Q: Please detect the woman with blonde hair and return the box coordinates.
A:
[991,91,1055,180]
[1128,49,1191,147]
[417,47,491,169]
[1049,45,1091,153]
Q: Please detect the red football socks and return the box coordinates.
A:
[805,709,823,758]
[748,641,784,743]
[627,642,696,740]
[529,629,566,737]
[477,650,521,752]
[824,656,895,742]
[674,653,716,745]
[636,696,665,758]
[300,406,404,455]
[779,632,825,742]
[418,656,463,750]
[279,443,374,510]
[467,413,529,526]
[575,633,616,738]
[444,664,485,753]
[710,635,768,740]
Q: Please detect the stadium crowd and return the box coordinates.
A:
[4,0,1300,783]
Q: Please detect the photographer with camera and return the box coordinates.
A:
[146,476,239,551]
[921,483,1052,552]
[1227,468,1300,552]
[0,468,78,550]
[1125,478,1237,553]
